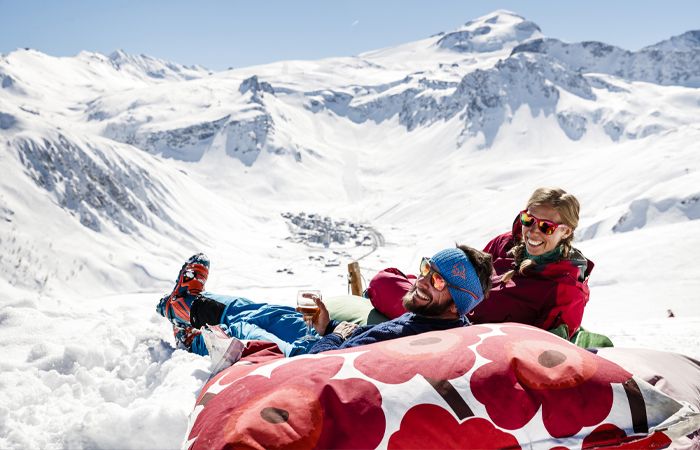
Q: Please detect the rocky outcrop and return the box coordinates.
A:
[14,134,174,233]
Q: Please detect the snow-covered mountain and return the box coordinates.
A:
[1,10,699,449]
[512,37,700,87]
[3,10,699,294]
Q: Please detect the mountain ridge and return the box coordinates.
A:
[1,10,699,298]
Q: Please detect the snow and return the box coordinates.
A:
[1,10,700,449]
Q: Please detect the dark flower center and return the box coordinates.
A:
[260,407,290,424]
[410,337,442,346]
[537,349,567,368]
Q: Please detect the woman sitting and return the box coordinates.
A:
[370,187,593,339]
[470,187,592,338]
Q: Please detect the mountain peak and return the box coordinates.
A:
[104,49,209,80]
[463,9,525,25]
[437,10,542,53]
[643,30,700,52]
[108,49,130,61]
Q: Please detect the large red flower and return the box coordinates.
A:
[353,326,489,384]
[188,355,386,449]
[470,325,632,438]
[388,404,521,449]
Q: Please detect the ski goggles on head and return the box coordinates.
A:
[519,210,565,235]
[419,257,479,300]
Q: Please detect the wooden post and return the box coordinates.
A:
[347,261,363,296]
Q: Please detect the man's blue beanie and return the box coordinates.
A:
[431,247,484,316]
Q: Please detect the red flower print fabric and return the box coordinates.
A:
[353,326,489,384]
[188,355,385,449]
[186,325,698,449]
[470,325,633,437]
[388,404,521,449]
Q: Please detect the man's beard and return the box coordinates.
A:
[402,287,452,317]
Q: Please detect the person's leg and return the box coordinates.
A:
[186,292,316,356]
[167,293,251,355]
[166,293,252,356]
[225,320,316,357]
[215,295,317,355]
[189,292,316,356]
[156,254,317,356]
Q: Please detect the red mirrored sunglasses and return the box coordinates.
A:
[519,210,565,236]
[419,257,479,300]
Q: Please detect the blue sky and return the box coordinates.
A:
[2,0,698,70]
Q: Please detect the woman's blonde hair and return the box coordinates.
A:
[503,187,580,282]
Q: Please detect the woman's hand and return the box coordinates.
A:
[312,296,331,335]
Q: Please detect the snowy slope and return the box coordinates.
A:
[1,9,699,449]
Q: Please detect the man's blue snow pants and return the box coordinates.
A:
[190,292,319,357]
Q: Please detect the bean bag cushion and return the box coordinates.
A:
[324,294,389,325]
[185,323,700,449]
[365,268,413,319]
[596,347,700,410]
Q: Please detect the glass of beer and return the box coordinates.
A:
[297,290,321,341]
